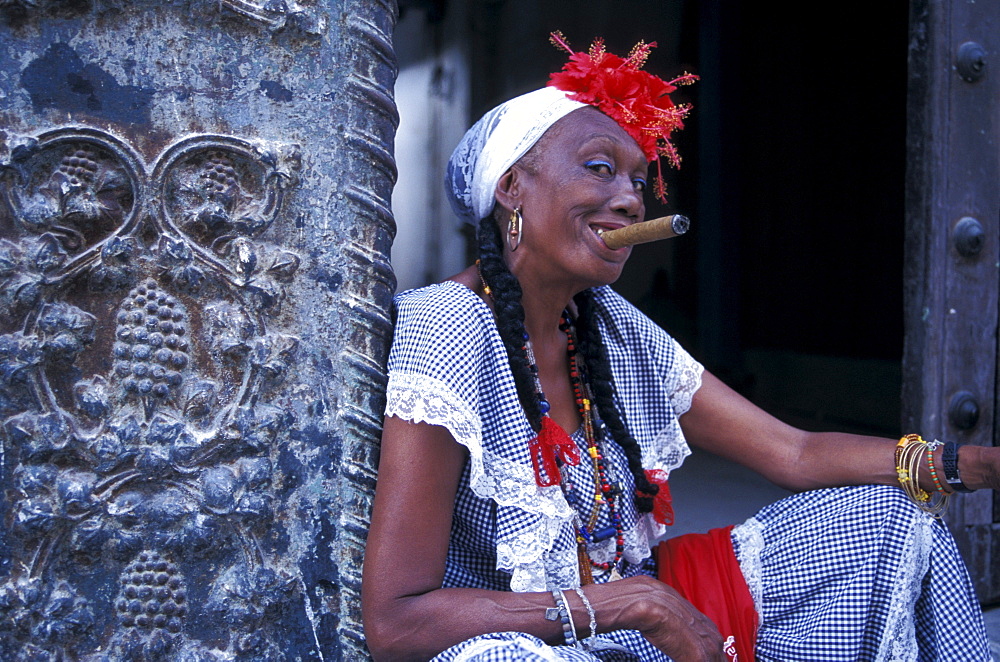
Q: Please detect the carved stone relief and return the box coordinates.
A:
[0,127,307,660]
[0,0,326,36]
[215,0,325,35]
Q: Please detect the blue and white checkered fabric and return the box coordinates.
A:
[431,486,990,662]
[428,632,657,662]
[387,282,698,594]
[744,485,991,661]
[384,282,991,661]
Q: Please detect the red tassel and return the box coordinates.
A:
[528,416,581,487]
[643,469,675,525]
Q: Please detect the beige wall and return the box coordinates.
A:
[392,6,471,293]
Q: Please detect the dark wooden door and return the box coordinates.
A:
[904,0,999,603]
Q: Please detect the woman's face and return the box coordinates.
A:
[502,106,648,292]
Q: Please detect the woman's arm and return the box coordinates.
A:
[362,416,726,662]
[679,370,1000,492]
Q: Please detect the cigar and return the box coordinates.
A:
[597,214,690,249]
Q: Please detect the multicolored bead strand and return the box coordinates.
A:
[561,314,625,575]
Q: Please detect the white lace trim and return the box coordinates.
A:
[732,517,765,626]
[542,546,581,593]
[876,511,933,662]
[641,346,701,477]
[451,634,568,662]
[386,371,577,592]
[735,509,936,658]
[645,420,692,479]
[586,517,655,569]
[386,371,483,455]
[668,343,703,417]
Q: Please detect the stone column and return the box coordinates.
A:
[0,0,397,658]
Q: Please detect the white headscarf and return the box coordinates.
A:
[445,87,586,225]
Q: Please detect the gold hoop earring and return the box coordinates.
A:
[507,207,523,252]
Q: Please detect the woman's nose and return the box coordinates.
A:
[610,177,643,219]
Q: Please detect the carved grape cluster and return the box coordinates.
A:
[113,279,189,398]
[58,146,100,186]
[201,152,238,198]
[116,551,187,633]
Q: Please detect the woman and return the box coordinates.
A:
[362,34,999,661]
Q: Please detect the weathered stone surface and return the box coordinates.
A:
[0,0,397,659]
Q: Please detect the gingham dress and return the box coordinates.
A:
[383,282,991,662]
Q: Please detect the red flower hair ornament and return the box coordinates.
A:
[548,31,698,203]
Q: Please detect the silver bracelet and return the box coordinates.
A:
[573,586,597,640]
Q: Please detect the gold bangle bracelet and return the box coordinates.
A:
[895,434,949,517]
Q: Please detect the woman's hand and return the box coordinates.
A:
[958,444,1000,491]
[590,576,726,662]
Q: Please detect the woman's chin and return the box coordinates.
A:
[576,260,627,291]
[593,246,631,281]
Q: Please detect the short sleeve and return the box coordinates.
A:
[588,286,704,475]
[386,284,579,592]
[385,283,493,452]
[663,338,702,417]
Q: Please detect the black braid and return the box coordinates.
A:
[573,289,658,514]
[476,213,653,512]
[477,214,543,432]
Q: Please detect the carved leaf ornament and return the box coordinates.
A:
[0,0,327,36]
[0,127,303,660]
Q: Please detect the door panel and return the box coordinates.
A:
[904,0,999,602]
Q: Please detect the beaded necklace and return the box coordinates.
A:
[559,314,625,581]
[476,261,625,580]
[524,314,626,581]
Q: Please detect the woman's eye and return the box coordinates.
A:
[585,160,613,175]
[632,178,647,192]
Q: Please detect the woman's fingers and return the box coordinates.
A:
[614,577,726,662]
[643,597,726,662]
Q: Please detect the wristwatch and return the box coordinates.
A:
[941,441,974,493]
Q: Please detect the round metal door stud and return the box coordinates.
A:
[953,217,984,257]
[948,390,980,430]
[957,42,986,83]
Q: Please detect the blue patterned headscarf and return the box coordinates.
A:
[444,87,584,225]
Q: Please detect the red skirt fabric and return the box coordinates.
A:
[655,526,758,662]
